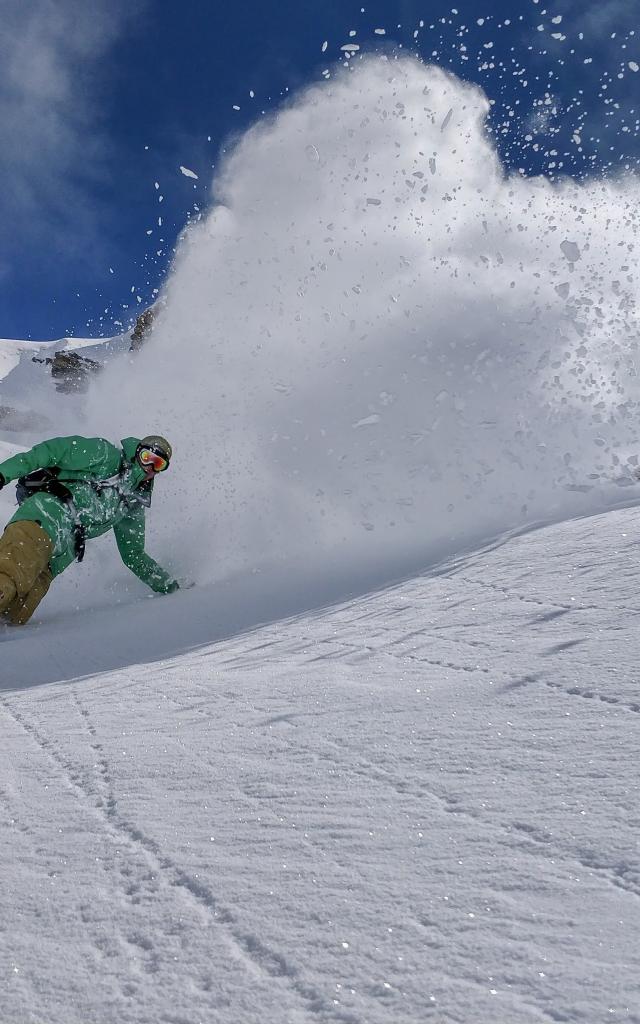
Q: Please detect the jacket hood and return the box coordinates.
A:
[121,437,142,462]
[120,437,150,491]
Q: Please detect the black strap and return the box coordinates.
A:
[16,468,86,562]
[73,523,86,562]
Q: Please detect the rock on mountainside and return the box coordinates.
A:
[0,335,117,438]
[0,307,157,438]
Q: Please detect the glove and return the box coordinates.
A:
[165,577,195,594]
[0,473,5,491]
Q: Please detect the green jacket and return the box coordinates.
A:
[0,435,177,593]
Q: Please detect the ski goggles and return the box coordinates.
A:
[137,447,170,473]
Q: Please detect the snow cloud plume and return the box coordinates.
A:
[90,56,640,588]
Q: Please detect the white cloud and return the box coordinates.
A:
[0,0,143,266]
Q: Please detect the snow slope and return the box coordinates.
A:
[2,505,640,1024]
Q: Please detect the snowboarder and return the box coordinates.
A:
[0,434,179,625]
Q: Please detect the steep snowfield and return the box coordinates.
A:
[2,505,640,1024]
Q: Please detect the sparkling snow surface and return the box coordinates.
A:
[2,506,640,1024]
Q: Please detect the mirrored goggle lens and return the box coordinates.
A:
[138,448,169,472]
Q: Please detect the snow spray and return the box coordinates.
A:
[89,57,640,587]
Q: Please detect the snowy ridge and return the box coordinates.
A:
[2,505,640,1023]
[0,334,113,382]
[0,332,127,442]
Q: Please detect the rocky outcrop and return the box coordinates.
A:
[32,351,103,393]
[130,306,157,351]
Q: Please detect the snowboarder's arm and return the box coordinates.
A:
[0,436,114,485]
[113,509,178,594]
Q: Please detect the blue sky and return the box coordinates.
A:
[1,0,638,341]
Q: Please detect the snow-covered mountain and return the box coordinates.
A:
[0,332,128,441]
[0,334,112,381]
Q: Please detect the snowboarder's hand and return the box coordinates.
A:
[164,577,195,595]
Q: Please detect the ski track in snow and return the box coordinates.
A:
[0,695,346,1024]
[1,506,640,1023]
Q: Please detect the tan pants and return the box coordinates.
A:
[0,521,53,625]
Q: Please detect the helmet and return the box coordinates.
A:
[135,435,172,473]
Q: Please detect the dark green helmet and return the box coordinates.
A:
[139,435,172,461]
[135,435,172,473]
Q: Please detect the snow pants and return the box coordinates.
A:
[0,521,53,625]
